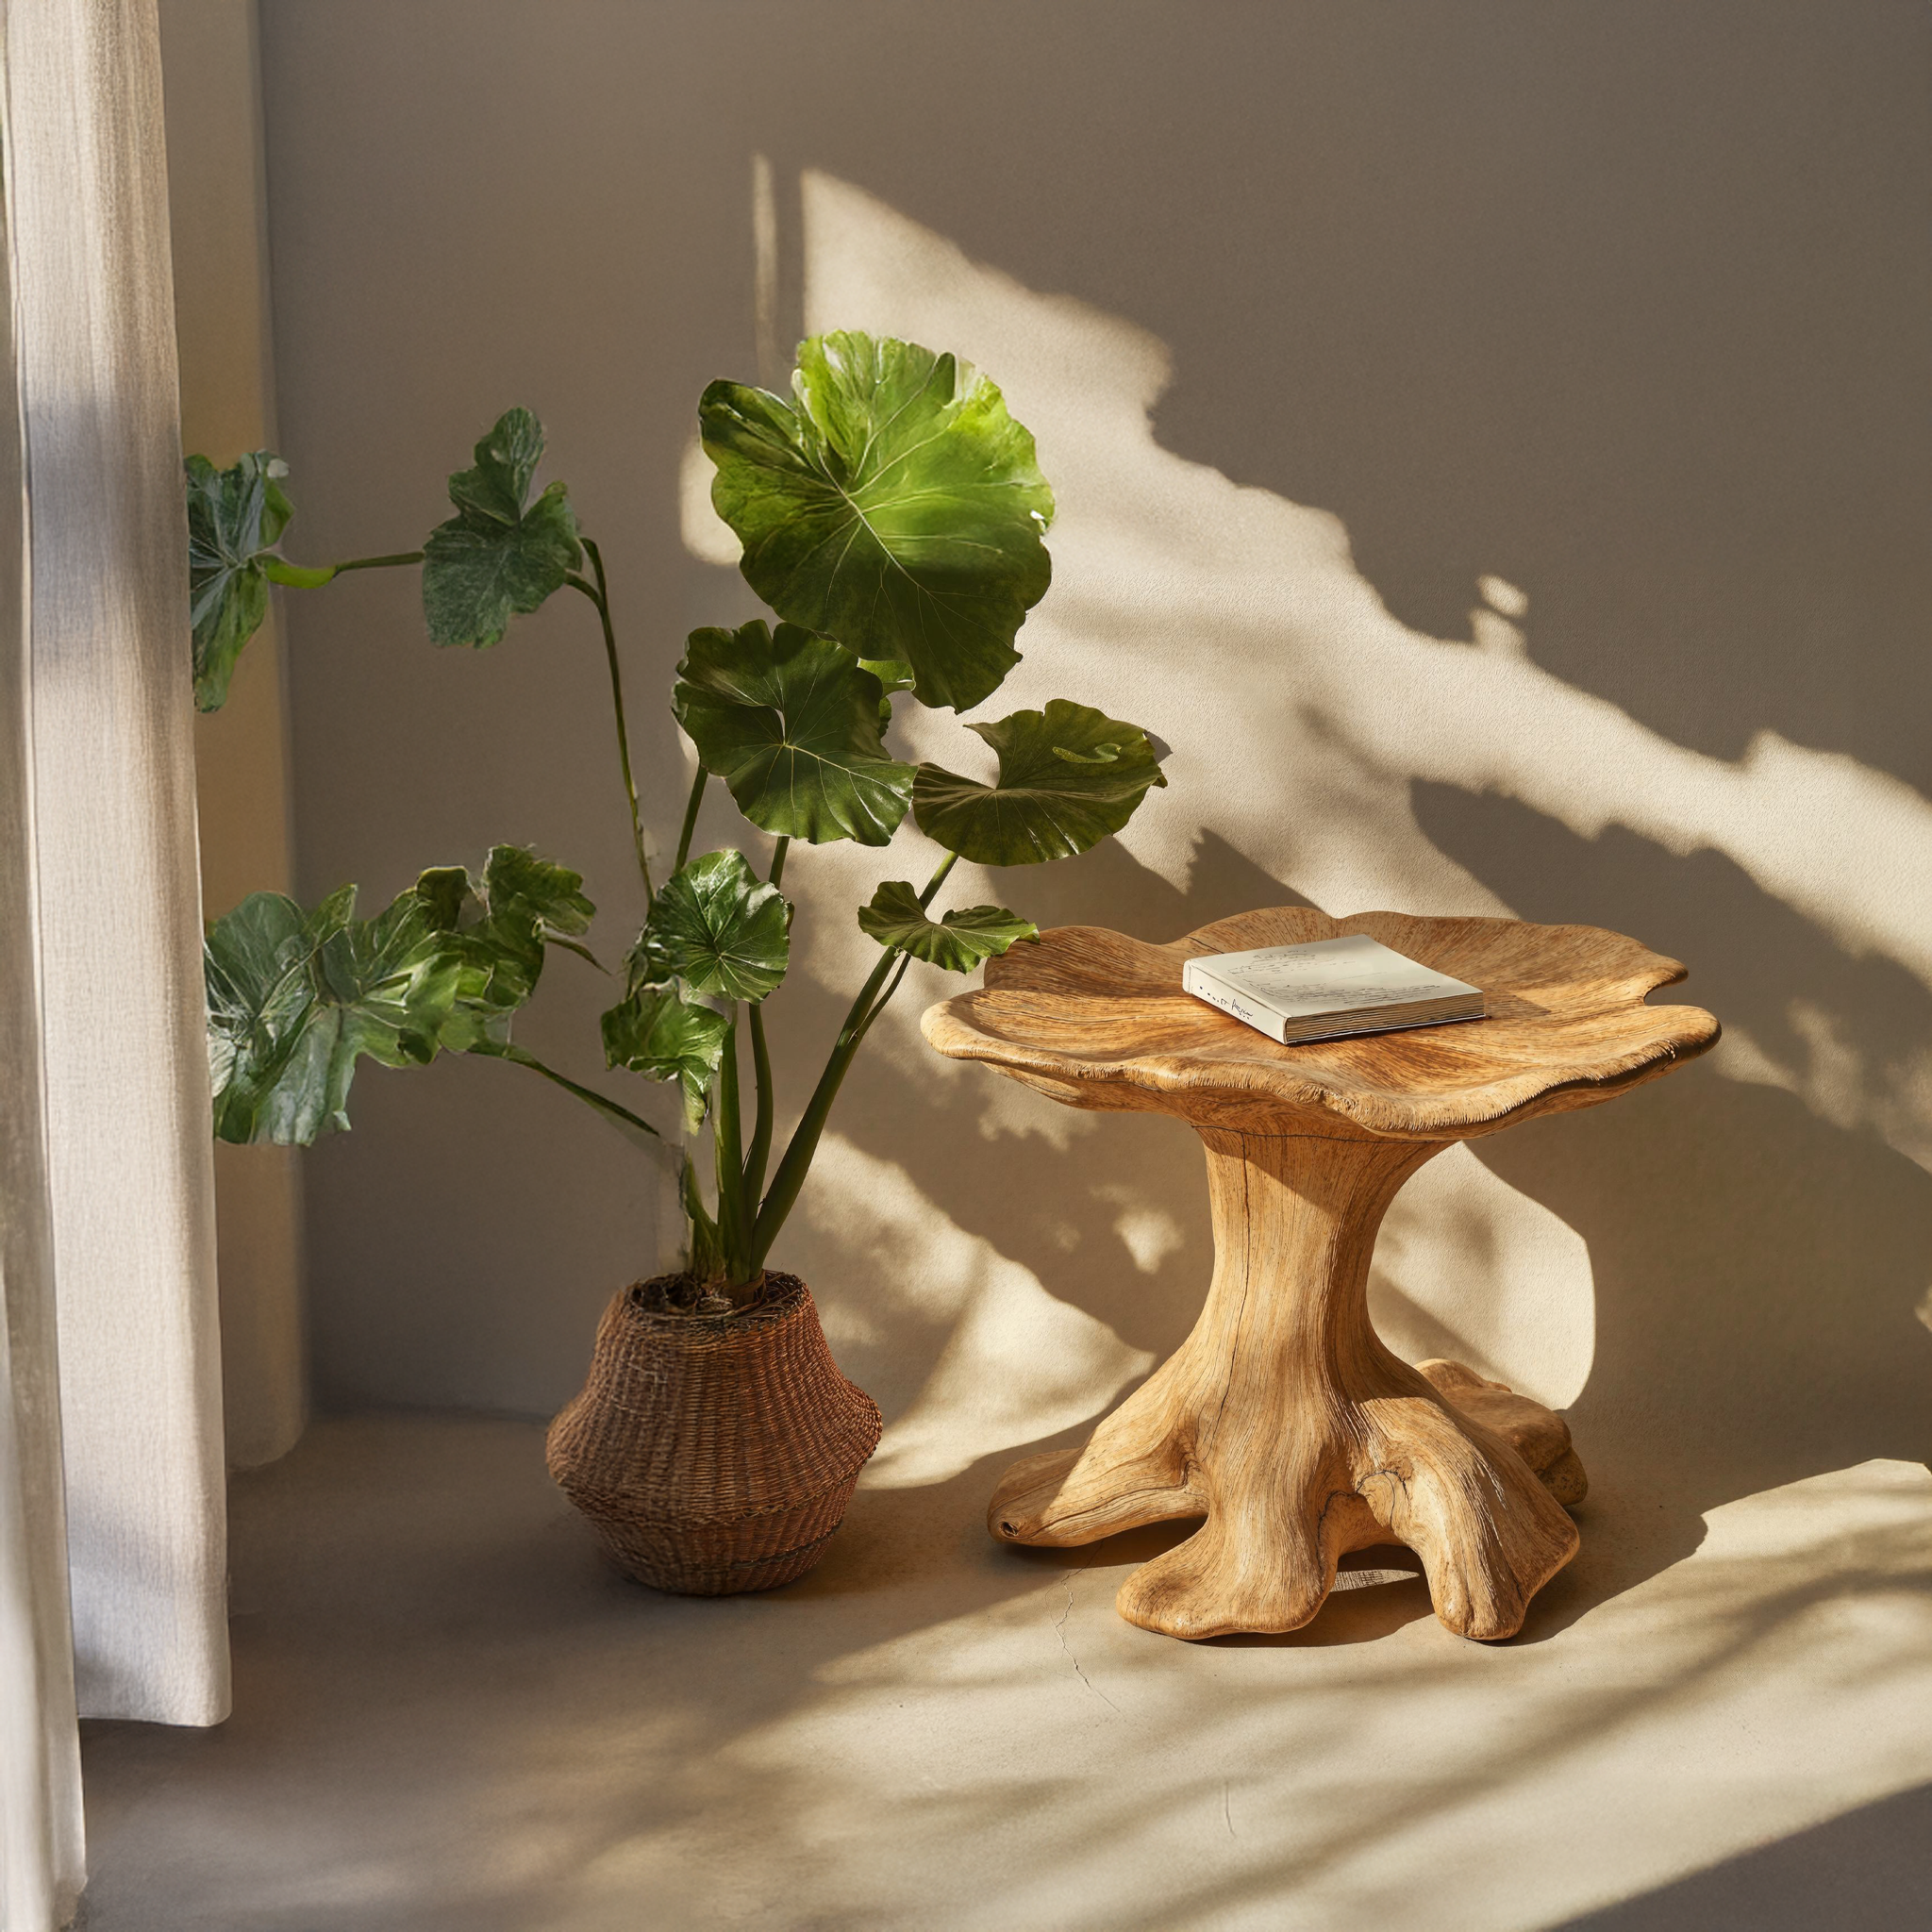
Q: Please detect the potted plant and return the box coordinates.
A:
[191,332,1167,1592]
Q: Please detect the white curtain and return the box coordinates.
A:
[0,93,82,1928]
[1,0,230,1913]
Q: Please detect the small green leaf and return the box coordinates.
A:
[701,332,1054,712]
[602,983,730,1129]
[857,880,1039,974]
[636,851,791,1004]
[412,865,472,932]
[622,922,675,1000]
[674,621,915,846]
[432,845,597,1040]
[449,408,545,523]
[912,699,1168,866]
[321,887,470,1072]
[187,452,316,711]
[421,408,581,647]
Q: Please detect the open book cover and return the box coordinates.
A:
[1182,933,1486,1044]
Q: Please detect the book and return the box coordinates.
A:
[1182,933,1486,1044]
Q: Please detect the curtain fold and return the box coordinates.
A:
[0,12,84,1907]
[5,0,228,1732]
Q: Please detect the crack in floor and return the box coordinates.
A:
[1055,1566,1121,1712]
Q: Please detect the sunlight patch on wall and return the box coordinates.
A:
[800,1135,1153,1489]
[788,172,1615,1391]
[801,167,1932,1009]
[784,165,1932,1374]
[1470,574,1529,658]
[1715,1016,1932,1174]
[678,435,739,567]
[974,1078,1096,1151]
[1092,1183,1187,1275]
[663,168,1932,1434]
[1368,1144,1594,1408]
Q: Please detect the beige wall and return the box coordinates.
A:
[160,0,305,1469]
[245,0,1929,1568]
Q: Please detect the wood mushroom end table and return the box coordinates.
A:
[922,908,1719,1641]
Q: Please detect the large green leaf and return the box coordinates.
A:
[206,883,464,1144]
[602,983,729,1129]
[857,880,1039,974]
[422,408,581,646]
[912,699,1168,866]
[674,621,915,846]
[701,332,1054,712]
[186,451,300,711]
[634,850,791,1004]
[205,847,594,1143]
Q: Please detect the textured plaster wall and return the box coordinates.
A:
[254,0,1929,1540]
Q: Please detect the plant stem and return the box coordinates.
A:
[743,1002,774,1208]
[265,550,425,590]
[747,849,958,1270]
[735,839,789,1221]
[568,541,652,903]
[862,951,913,1031]
[674,765,707,874]
[712,1004,751,1280]
[477,1041,660,1140]
[681,1152,722,1280]
[747,954,892,1269]
[918,850,959,909]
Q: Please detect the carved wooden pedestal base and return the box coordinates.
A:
[988,1130,1586,1641]
[926,907,1718,1642]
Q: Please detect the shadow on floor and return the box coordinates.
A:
[1549,1782,1932,1932]
[75,1416,1932,1932]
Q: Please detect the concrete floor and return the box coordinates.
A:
[77,1416,1932,1931]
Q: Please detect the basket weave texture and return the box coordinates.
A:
[546,1272,882,1595]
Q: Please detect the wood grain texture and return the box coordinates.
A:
[924,909,1718,1641]
[923,907,1720,1139]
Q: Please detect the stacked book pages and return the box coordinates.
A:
[1182,933,1486,1045]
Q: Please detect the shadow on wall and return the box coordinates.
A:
[677,173,1932,1610]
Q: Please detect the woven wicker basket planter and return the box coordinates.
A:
[546,1272,882,1595]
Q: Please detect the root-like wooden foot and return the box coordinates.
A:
[987,1132,1588,1641]
[991,1363,1581,1641]
[989,1360,1205,1545]
[1416,1357,1589,1507]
